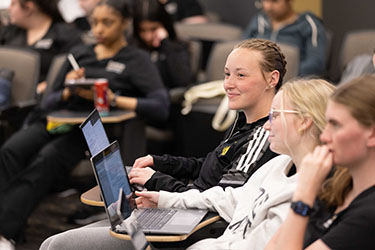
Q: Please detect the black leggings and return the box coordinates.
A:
[0,121,87,240]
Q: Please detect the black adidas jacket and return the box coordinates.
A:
[144,112,278,192]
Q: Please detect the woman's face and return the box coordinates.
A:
[224,48,271,117]
[138,20,165,48]
[8,0,28,27]
[320,100,372,167]
[263,91,301,155]
[90,5,126,46]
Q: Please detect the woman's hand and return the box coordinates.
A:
[293,145,333,204]
[132,155,154,169]
[73,86,95,101]
[135,191,160,208]
[129,167,156,186]
[65,68,85,80]
[152,27,168,48]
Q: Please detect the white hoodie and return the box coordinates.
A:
[158,155,297,250]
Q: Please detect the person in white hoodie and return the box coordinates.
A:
[136,78,335,250]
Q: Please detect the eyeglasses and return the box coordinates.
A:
[268,109,300,124]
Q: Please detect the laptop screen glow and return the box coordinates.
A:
[80,109,110,156]
[91,141,135,227]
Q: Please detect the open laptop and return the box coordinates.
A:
[80,108,143,191]
[90,140,208,235]
[121,208,153,250]
[79,108,110,156]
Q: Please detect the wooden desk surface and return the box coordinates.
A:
[47,110,136,124]
[109,214,221,242]
[80,185,104,207]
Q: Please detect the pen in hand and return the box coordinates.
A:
[67,53,81,71]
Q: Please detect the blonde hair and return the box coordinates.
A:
[319,75,375,207]
[281,78,336,142]
[235,39,287,90]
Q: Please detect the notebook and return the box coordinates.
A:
[90,140,208,234]
[79,109,110,156]
[65,78,97,87]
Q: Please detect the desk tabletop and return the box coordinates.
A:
[47,110,136,124]
[109,214,221,242]
[80,185,104,207]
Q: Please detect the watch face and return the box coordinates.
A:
[292,201,312,216]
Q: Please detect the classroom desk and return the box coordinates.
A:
[48,109,145,166]
[81,186,226,244]
[109,213,221,242]
[80,185,104,207]
[47,109,136,124]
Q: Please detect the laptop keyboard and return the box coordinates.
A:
[137,208,177,230]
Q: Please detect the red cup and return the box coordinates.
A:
[94,78,109,115]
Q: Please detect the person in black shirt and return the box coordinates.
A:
[129,38,287,193]
[132,0,192,89]
[0,0,82,94]
[0,0,168,248]
[266,75,375,250]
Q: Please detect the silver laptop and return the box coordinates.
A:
[120,208,153,250]
[79,108,110,156]
[90,140,208,235]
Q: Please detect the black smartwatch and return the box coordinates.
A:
[291,201,313,216]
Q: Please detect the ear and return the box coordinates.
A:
[267,70,280,89]
[298,116,313,134]
[23,1,35,16]
[366,126,375,147]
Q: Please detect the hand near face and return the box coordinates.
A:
[293,145,333,204]
[135,191,159,208]
[152,27,168,48]
[129,167,156,186]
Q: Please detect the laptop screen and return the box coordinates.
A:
[80,109,110,156]
[91,141,135,227]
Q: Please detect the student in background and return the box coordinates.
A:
[0,1,168,249]
[132,0,192,89]
[39,38,285,250]
[339,48,375,84]
[135,78,335,250]
[243,0,327,77]
[265,75,375,250]
[0,0,82,94]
